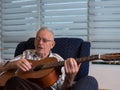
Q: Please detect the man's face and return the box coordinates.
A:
[34,30,55,56]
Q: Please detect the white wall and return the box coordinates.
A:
[89,63,120,90]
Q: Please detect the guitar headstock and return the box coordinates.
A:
[100,53,120,61]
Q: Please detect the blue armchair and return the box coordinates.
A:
[14,37,90,81]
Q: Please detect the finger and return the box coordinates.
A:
[69,58,78,72]
[65,58,79,73]
[70,58,80,69]
[64,60,71,73]
[17,60,32,71]
[22,60,32,69]
[65,58,75,73]
[70,58,77,67]
[18,64,28,71]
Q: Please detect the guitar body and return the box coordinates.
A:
[0,70,15,87]
[0,57,59,88]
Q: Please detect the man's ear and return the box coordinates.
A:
[51,41,55,49]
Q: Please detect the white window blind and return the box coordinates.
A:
[1,0,120,65]
[41,0,89,40]
[1,0,89,59]
[89,0,120,55]
[1,0,40,59]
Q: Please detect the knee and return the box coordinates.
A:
[7,76,20,82]
[84,76,98,83]
[85,76,98,90]
[4,76,22,90]
[73,76,98,90]
[5,76,21,86]
[81,76,98,86]
[87,76,98,85]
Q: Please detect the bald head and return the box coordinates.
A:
[36,27,54,40]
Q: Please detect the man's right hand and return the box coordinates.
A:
[16,59,32,71]
[2,59,32,72]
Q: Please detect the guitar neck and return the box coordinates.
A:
[76,55,99,63]
[34,55,99,71]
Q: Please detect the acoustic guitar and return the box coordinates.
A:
[0,52,120,88]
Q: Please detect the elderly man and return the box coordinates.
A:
[0,27,98,90]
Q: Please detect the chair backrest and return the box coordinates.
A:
[14,37,90,81]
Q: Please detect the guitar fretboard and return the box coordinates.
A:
[34,55,99,71]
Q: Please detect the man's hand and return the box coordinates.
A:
[2,59,32,72]
[16,59,32,71]
[59,58,81,90]
[64,58,81,85]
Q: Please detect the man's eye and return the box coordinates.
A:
[36,37,52,42]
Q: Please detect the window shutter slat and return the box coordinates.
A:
[2,0,39,59]
[89,0,120,55]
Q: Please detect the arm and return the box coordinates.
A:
[0,50,34,73]
[0,59,32,73]
[58,58,81,90]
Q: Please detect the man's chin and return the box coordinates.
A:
[38,51,45,55]
[37,51,44,54]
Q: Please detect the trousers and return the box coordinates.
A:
[4,76,98,90]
